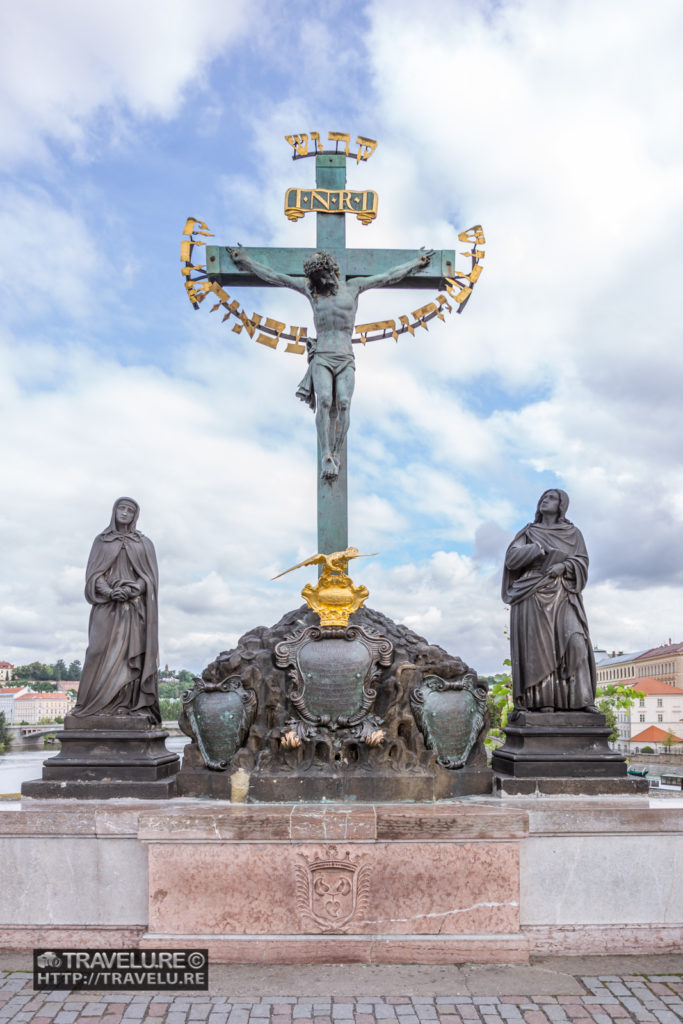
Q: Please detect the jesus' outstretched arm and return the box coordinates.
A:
[230,248,309,295]
[351,249,435,295]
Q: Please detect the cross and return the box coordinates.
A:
[204,149,460,556]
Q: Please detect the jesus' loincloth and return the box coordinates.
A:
[295,347,356,411]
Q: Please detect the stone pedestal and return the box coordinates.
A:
[491,710,648,796]
[176,738,491,800]
[175,605,493,801]
[21,714,179,800]
[139,802,528,963]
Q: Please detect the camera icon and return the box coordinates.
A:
[36,951,62,968]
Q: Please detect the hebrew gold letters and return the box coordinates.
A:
[285,326,308,355]
[285,132,379,162]
[356,136,378,163]
[328,131,351,155]
[181,216,485,350]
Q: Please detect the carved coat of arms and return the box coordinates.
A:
[295,846,370,933]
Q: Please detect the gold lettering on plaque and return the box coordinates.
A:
[284,188,378,224]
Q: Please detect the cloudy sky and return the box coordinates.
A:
[2,0,683,676]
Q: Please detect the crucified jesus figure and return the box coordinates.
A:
[230,247,434,480]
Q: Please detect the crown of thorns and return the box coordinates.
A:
[303,251,340,277]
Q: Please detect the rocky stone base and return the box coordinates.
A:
[176,748,491,802]
[176,605,492,802]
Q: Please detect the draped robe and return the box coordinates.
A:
[502,516,596,711]
[73,499,160,721]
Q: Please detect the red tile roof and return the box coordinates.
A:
[0,662,13,668]
[632,677,683,696]
[15,692,70,701]
[630,725,683,743]
[0,686,28,694]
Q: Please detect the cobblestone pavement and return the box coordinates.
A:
[0,972,682,1024]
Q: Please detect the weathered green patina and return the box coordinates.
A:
[206,153,456,555]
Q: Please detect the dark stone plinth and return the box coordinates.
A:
[175,605,492,802]
[21,778,178,799]
[492,774,649,796]
[491,709,629,780]
[247,766,492,802]
[176,736,491,802]
[21,713,179,800]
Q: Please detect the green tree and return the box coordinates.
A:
[159,671,196,700]
[14,662,44,680]
[159,681,183,699]
[14,662,55,681]
[598,702,619,743]
[641,745,655,754]
[67,660,82,680]
[27,681,58,693]
[663,729,681,753]
[0,712,11,754]
[159,698,182,722]
[52,659,67,681]
[595,683,645,744]
[485,661,513,750]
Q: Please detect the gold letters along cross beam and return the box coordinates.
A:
[181,133,486,557]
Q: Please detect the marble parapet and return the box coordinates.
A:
[1,797,681,963]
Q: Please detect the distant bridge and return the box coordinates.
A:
[7,722,183,748]
[8,724,59,747]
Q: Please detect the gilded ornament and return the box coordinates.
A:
[273,547,374,627]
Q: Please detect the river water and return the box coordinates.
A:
[0,735,190,798]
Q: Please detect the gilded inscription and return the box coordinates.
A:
[284,188,378,225]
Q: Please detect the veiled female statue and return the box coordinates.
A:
[502,489,597,713]
[73,497,161,722]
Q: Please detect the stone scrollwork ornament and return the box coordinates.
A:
[274,625,393,745]
[409,671,488,769]
[181,675,257,771]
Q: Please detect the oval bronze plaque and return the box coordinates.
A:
[410,672,487,769]
[297,636,372,722]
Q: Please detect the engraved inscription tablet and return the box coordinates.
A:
[410,672,487,769]
[181,676,257,771]
[297,638,372,721]
[274,624,393,739]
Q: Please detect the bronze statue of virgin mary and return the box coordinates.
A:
[73,497,161,722]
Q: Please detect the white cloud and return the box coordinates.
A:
[0,0,257,164]
[365,550,507,674]
[0,187,106,323]
[4,0,683,678]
